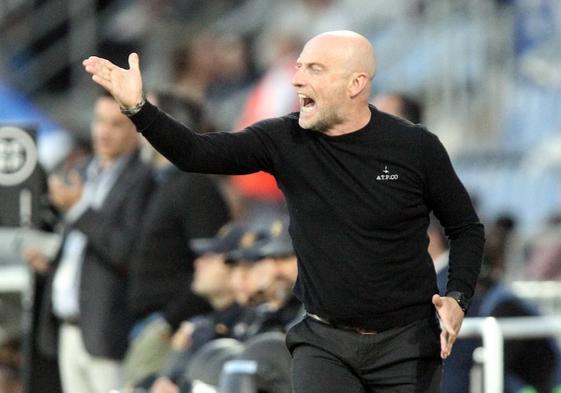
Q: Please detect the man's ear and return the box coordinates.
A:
[348,73,370,98]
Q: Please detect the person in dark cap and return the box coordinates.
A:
[184,218,301,392]
[146,222,262,393]
[228,218,296,301]
[226,218,302,340]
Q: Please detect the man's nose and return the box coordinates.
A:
[292,69,305,87]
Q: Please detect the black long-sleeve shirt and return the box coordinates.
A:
[131,101,484,331]
[128,168,230,329]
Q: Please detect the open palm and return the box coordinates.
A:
[82,53,144,109]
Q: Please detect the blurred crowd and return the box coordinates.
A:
[8,89,559,393]
[1,0,561,392]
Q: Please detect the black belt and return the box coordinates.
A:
[306,312,378,335]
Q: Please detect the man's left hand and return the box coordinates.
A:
[432,294,464,359]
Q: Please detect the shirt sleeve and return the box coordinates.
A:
[420,130,485,298]
[130,100,276,175]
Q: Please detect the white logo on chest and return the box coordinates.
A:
[376,166,399,181]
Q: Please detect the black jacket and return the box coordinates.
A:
[37,151,155,359]
[128,168,230,329]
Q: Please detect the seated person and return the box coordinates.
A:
[185,218,302,392]
[153,217,302,393]
[146,222,264,393]
[436,229,561,393]
[226,217,302,340]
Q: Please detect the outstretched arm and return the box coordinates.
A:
[83,53,276,176]
[82,53,144,110]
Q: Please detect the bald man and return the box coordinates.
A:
[83,31,484,393]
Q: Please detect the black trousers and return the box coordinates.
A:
[286,315,442,393]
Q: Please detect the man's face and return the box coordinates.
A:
[272,255,298,284]
[230,262,259,305]
[91,97,139,162]
[250,258,277,297]
[291,38,350,132]
[252,256,297,302]
[192,253,232,299]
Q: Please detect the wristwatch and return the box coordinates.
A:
[446,291,471,314]
[120,94,146,116]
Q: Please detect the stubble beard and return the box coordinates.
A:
[299,105,345,133]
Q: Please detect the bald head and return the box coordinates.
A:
[306,31,376,81]
[292,30,376,135]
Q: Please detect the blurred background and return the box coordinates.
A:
[1,0,561,392]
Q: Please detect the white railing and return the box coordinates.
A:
[459,316,561,393]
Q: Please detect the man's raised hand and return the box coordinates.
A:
[82,53,143,109]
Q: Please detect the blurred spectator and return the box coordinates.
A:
[168,32,259,133]
[171,34,219,105]
[525,212,561,280]
[373,92,424,124]
[52,133,92,174]
[0,366,21,393]
[122,90,231,386]
[143,218,301,392]
[206,34,257,131]
[225,217,301,340]
[141,222,255,393]
[229,29,302,210]
[98,0,152,68]
[235,31,300,128]
[429,211,560,393]
[25,91,155,393]
[483,214,517,281]
[176,217,301,391]
[0,337,21,393]
[437,228,561,393]
[427,217,449,292]
[473,276,561,392]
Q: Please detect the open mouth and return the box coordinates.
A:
[298,94,316,112]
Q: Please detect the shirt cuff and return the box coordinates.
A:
[129,99,160,133]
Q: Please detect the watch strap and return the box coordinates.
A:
[446,291,470,313]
